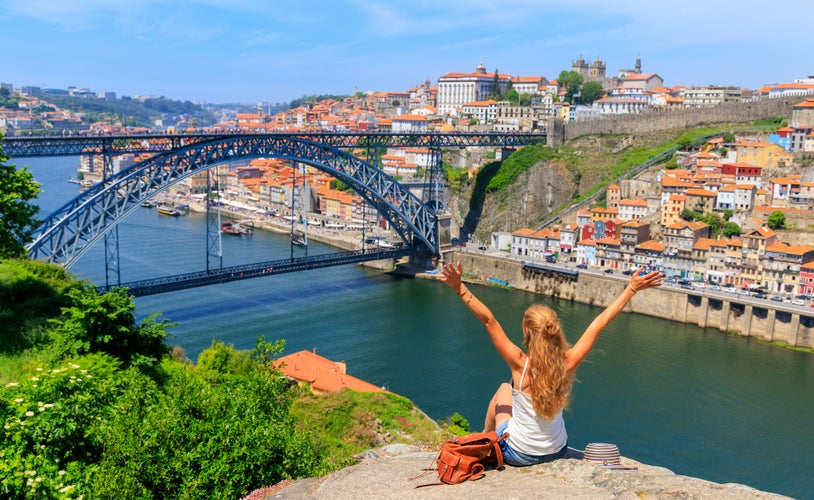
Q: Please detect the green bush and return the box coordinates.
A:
[49,285,172,368]
[0,353,126,498]
[196,339,255,379]
[90,360,321,499]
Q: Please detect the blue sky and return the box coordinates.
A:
[2,0,812,105]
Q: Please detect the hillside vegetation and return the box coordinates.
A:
[0,259,445,499]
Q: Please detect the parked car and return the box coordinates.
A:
[576,263,588,269]
[622,269,633,275]
[708,285,721,291]
[604,269,614,274]
[681,284,694,290]
[791,299,805,306]
[796,294,812,300]
[770,296,783,302]
[752,293,767,299]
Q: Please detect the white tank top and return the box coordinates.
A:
[506,358,568,456]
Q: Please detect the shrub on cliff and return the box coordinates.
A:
[485,144,557,193]
[0,259,76,353]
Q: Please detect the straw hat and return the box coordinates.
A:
[583,443,621,466]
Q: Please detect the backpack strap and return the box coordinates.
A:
[494,432,508,469]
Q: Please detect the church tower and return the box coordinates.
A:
[572,56,589,79]
[589,57,606,80]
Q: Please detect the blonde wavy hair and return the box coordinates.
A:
[522,304,572,419]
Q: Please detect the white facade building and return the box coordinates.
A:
[437,63,496,116]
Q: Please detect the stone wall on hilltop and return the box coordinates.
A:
[550,94,807,145]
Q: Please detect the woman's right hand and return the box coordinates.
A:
[439,261,464,294]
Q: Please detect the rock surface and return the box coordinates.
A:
[260,444,789,499]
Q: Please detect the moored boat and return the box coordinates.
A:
[291,233,307,247]
[156,204,180,216]
[221,220,252,236]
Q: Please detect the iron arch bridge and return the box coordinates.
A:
[6,132,545,294]
[25,134,447,266]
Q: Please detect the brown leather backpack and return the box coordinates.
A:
[416,431,508,486]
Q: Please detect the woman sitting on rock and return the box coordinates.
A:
[438,261,663,466]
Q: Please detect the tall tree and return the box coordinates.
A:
[489,69,503,101]
[557,70,584,104]
[0,136,41,259]
[580,81,604,105]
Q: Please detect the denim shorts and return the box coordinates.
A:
[496,420,568,466]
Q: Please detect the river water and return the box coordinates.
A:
[19,155,814,498]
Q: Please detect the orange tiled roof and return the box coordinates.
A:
[595,236,620,246]
[619,198,648,206]
[274,350,385,394]
[685,188,716,197]
[766,242,814,255]
[393,115,427,122]
[637,240,664,252]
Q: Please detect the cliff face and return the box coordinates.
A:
[466,159,575,242]
[260,444,789,499]
[459,130,684,242]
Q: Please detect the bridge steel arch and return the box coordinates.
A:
[27,135,439,267]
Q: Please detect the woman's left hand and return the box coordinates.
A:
[629,267,664,292]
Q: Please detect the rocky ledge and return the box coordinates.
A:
[254,444,789,499]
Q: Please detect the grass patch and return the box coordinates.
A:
[289,388,444,470]
[753,338,814,354]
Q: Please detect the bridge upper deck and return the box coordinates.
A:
[3,131,546,158]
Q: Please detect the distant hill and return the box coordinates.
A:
[41,94,217,129]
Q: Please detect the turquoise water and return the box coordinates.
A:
[22,155,814,498]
